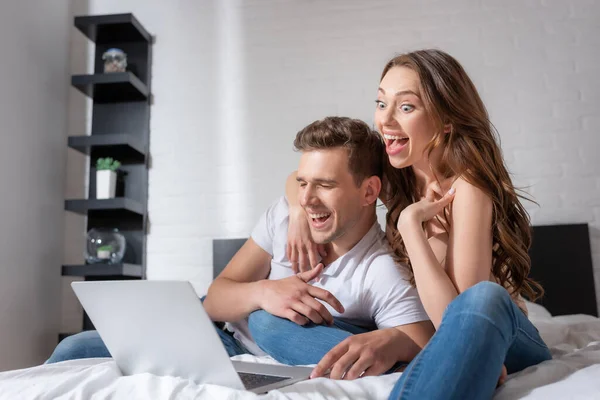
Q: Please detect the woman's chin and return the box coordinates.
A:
[388,156,410,169]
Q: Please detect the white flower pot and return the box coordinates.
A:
[96,170,117,199]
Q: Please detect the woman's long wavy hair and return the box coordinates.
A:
[382,49,543,301]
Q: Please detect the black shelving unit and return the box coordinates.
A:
[62,13,152,340]
[62,263,143,278]
[72,72,149,103]
[65,198,144,216]
[68,133,146,163]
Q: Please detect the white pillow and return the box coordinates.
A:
[524,300,552,319]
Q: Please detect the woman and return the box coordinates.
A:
[285,49,552,399]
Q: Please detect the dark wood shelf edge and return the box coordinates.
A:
[71,72,149,98]
[74,13,152,43]
[62,263,143,277]
[65,198,144,216]
[68,133,146,158]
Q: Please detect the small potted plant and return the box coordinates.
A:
[96,244,114,260]
[96,157,121,199]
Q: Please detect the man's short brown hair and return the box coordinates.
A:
[294,116,384,186]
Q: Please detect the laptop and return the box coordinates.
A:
[71,280,313,393]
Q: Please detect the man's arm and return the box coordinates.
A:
[204,237,344,324]
[203,238,272,322]
[393,319,435,359]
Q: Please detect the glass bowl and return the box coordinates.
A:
[85,228,126,264]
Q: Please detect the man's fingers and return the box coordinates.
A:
[292,301,323,325]
[302,296,334,325]
[344,355,376,380]
[308,286,344,313]
[361,365,384,377]
[330,350,360,380]
[311,343,347,379]
[285,309,308,326]
[297,263,323,283]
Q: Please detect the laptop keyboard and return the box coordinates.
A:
[237,372,290,390]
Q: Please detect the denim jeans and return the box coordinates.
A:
[46,323,250,364]
[248,311,372,365]
[388,281,552,400]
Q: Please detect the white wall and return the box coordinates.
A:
[0,0,71,370]
[71,0,600,314]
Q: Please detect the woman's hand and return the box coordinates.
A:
[397,187,456,232]
[287,206,327,273]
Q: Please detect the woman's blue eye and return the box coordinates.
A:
[375,100,386,110]
[400,104,414,112]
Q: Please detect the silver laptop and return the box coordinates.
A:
[71,280,312,393]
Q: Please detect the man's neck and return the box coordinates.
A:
[322,211,377,265]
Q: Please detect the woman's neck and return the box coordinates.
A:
[411,149,453,197]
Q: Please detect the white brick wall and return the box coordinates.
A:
[69,0,600,316]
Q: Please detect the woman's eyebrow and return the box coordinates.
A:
[378,88,420,98]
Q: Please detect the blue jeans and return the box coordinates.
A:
[388,281,552,400]
[248,311,371,365]
[46,323,249,363]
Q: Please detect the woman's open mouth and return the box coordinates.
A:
[384,134,409,156]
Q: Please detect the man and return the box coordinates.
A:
[48,116,433,381]
[203,116,433,380]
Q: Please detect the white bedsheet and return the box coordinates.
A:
[1,312,599,400]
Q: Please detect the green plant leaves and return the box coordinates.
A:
[96,157,121,171]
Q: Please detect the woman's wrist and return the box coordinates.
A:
[397,212,422,236]
[289,204,305,220]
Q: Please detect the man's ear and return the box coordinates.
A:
[363,176,382,206]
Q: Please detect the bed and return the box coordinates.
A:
[0,224,598,399]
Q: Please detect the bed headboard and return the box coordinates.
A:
[213,223,598,317]
[529,223,598,317]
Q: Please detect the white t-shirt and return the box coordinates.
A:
[226,196,429,356]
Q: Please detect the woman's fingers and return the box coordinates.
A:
[298,249,308,272]
[307,244,321,270]
[432,187,455,214]
[317,244,327,258]
[289,246,299,273]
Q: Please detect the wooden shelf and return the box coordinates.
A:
[62,263,143,277]
[68,134,146,164]
[65,198,144,216]
[74,13,152,44]
[72,72,149,103]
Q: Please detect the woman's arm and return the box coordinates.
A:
[444,178,494,291]
[284,171,326,272]
[398,215,457,329]
[397,179,493,329]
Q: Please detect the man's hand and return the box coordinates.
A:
[311,328,408,380]
[260,264,344,325]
